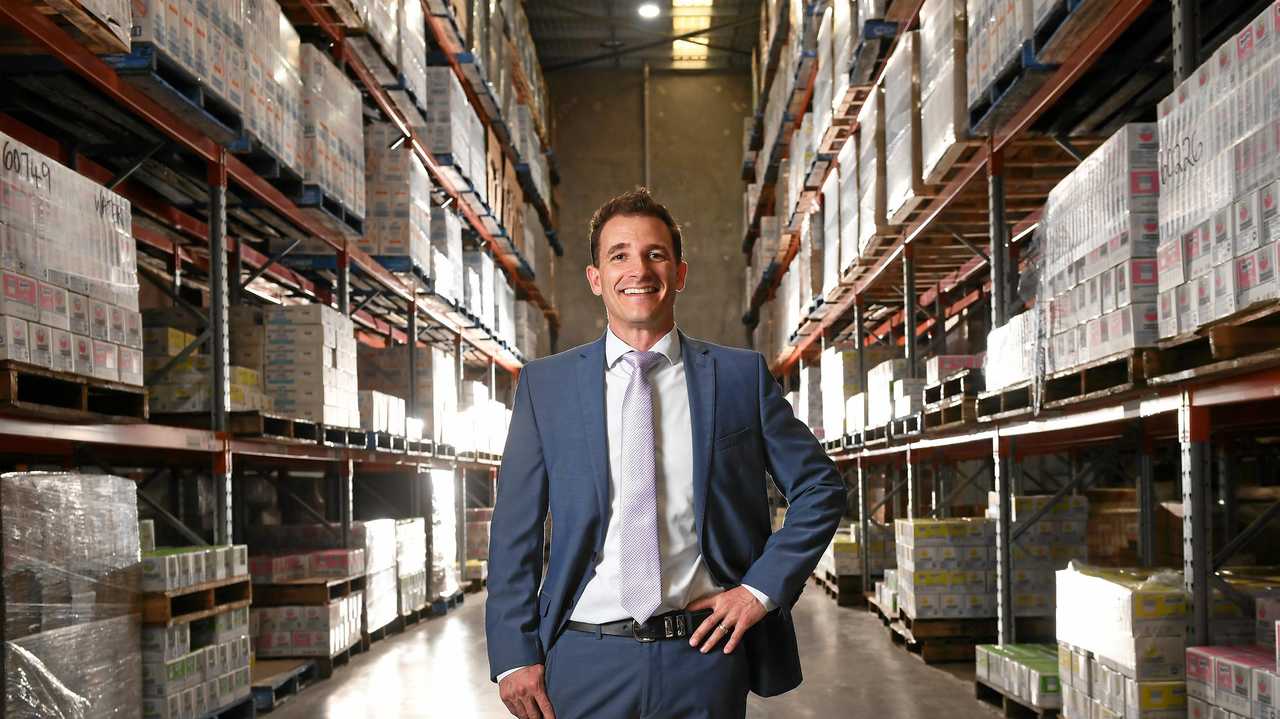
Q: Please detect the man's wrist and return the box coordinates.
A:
[741,583,777,611]
[497,665,531,682]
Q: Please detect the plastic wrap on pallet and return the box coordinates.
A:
[984,310,1037,391]
[814,8,835,146]
[919,0,969,183]
[364,122,433,272]
[130,0,241,111]
[859,0,887,22]
[821,168,843,298]
[250,519,397,575]
[301,44,366,220]
[819,344,864,438]
[966,0,1032,111]
[431,468,461,600]
[241,0,303,178]
[252,592,362,659]
[857,85,888,256]
[3,472,142,718]
[866,357,907,427]
[837,135,860,268]
[424,67,487,203]
[1039,124,1160,369]
[399,0,428,109]
[430,205,466,306]
[0,128,142,384]
[798,360,824,439]
[1158,10,1280,338]
[884,31,923,222]
[832,0,856,103]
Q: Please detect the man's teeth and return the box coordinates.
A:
[622,288,657,295]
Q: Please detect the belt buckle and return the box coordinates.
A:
[631,620,657,643]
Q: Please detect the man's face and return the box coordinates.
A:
[586,214,688,331]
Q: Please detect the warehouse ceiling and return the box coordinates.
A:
[525,0,758,73]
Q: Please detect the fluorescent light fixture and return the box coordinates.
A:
[388,135,408,150]
[638,3,660,18]
[673,0,714,6]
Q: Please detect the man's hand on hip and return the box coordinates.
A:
[687,586,768,655]
[498,664,556,719]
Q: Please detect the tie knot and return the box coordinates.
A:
[622,350,664,375]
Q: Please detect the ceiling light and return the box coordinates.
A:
[638,3,660,19]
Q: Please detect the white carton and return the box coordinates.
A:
[1215,262,1240,320]
[38,282,69,330]
[1,271,40,322]
[50,328,73,373]
[0,316,29,363]
[1236,190,1264,256]
[27,322,51,368]
[90,299,110,341]
[73,335,93,376]
[68,293,90,336]
[92,340,118,382]
[1214,206,1237,266]
[1157,240,1187,292]
[1116,259,1159,307]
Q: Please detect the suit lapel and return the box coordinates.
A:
[577,336,610,537]
[681,333,715,543]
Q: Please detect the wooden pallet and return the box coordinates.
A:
[320,425,366,448]
[407,438,434,455]
[252,659,316,713]
[969,42,1056,136]
[152,410,314,442]
[1042,350,1145,409]
[814,571,867,607]
[429,589,465,617]
[228,132,305,199]
[924,368,986,404]
[863,423,890,445]
[367,430,407,452]
[435,443,457,461]
[310,639,368,680]
[1145,300,1280,386]
[977,380,1034,421]
[975,679,1060,719]
[365,616,402,644]
[13,0,130,54]
[867,593,896,624]
[295,183,365,238]
[197,692,256,719]
[252,574,367,607]
[889,618,979,663]
[923,397,978,432]
[890,413,922,439]
[142,575,252,626]
[0,360,147,422]
[101,43,243,145]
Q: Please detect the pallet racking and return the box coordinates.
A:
[745,0,1280,650]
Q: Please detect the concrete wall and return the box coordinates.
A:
[548,69,752,351]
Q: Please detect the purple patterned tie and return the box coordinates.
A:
[618,350,665,625]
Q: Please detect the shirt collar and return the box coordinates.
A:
[605,325,681,368]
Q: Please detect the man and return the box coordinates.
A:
[486,188,846,719]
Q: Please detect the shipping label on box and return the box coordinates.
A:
[1215,207,1238,266]
[1116,259,1159,307]
[1189,222,1215,278]
[1195,275,1215,328]
[1158,288,1179,338]
[1215,262,1240,320]
[38,282,69,330]
[1237,191,1264,256]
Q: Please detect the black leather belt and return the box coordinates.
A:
[565,609,715,642]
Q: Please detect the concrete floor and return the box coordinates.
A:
[271,587,998,718]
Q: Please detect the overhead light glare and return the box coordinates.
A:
[638,3,660,18]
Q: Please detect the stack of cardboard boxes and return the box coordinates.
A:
[425,67,487,203]
[431,467,461,600]
[984,311,1037,392]
[357,389,408,435]
[363,122,433,273]
[866,358,911,428]
[241,0,303,179]
[144,324,272,413]
[977,644,1063,710]
[1157,6,1280,337]
[3,473,143,717]
[987,493,1089,617]
[301,44,366,227]
[252,593,364,660]
[357,342,459,446]
[1039,124,1161,373]
[0,130,142,384]
[396,518,428,616]
[883,31,924,224]
[920,0,968,184]
[895,517,997,619]
[1057,566,1189,719]
[252,305,360,428]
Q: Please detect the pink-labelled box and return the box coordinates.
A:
[108,305,126,345]
[1236,190,1264,257]
[1261,180,1280,244]
[1085,275,1103,321]
[118,346,142,386]
[1,270,39,322]
[1187,647,1216,702]
[1195,274,1215,328]
[0,316,29,363]
[1189,221,1215,279]
[306,548,366,578]
[37,282,68,330]
[1214,645,1273,715]
[1109,303,1160,353]
[1158,239,1188,293]
[27,322,51,369]
[1215,262,1240,320]
[1240,244,1280,308]
[1101,270,1116,314]
[925,355,983,384]
[50,328,73,373]
[1116,259,1158,307]
[1076,324,1090,364]
[1214,206,1237,266]
[1177,283,1196,334]
[1086,318,1104,362]
[249,554,309,584]
[72,334,92,376]
[67,293,90,336]
[1158,288,1180,338]
[125,310,142,349]
[89,299,110,341]
[91,340,117,382]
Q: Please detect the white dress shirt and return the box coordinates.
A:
[497,327,773,681]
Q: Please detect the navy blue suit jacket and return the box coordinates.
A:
[484,332,847,697]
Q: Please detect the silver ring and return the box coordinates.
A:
[716,623,730,632]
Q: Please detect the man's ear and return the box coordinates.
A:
[585,264,604,297]
[674,261,689,293]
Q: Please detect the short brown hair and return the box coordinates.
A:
[588,187,682,266]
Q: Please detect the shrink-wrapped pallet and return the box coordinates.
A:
[821,168,843,298]
[364,122,433,272]
[884,31,924,224]
[919,0,969,183]
[838,137,860,267]
[856,85,889,256]
[302,44,366,219]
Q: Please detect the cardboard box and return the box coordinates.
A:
[1214,207,1237,266]
[1,271,40,321]
[1116,259,1159,307]
[1237,191,1264,256]
[27,322,51,368]
[90,299,110,340]
[1189,221,1215,278]
[68,293,91,336]
[0,316,29,363]
[50,327,73,373]
[38,282,70,330]
[73,334,93,375]
[1158,239,1187,292]
[92,340,118,382]
[1158,288,1180,338]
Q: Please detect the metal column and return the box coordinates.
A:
[337,250,351,315]
[1138,441,1156,567]
[858,458,872,595]
[853,299,867,439]
[208,153,232,544]
[906,449,920,519]
[1181,393,1210,645]
[1219,447,1237,542]
[989,150,1009,329]
[337,459,354,549]
[1172,0,1200,83]
[994,434,1015,645]
[454,333,467,577]
[408,301,418,436]
[904,247,918,379]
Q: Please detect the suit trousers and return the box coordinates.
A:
[544,627,749,719]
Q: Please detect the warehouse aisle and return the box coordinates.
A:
[271,587,996,718]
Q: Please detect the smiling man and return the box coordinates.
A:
[485,188,846,719]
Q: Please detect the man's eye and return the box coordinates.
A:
[612,253,625,261]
